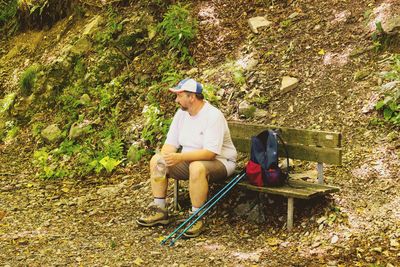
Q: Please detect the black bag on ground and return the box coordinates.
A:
[245,130,290,187]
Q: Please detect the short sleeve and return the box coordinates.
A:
[203,113,225,155]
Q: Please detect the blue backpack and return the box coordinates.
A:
[246,130,289,187]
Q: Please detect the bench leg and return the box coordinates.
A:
[173,179,179,211]
[317,162,324,184]
[287,197,294,231]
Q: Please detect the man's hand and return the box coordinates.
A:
[163,153,183,167]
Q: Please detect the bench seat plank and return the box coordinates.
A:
[228,179,340,199]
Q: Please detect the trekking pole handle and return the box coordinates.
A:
[169,172,246,246]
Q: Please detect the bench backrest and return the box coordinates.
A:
[228,121,342,165]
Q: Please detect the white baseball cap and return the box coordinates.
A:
[169,78,203,94]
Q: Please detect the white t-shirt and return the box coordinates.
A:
[165,102,237,176]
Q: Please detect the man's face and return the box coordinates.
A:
[175,92,193,111]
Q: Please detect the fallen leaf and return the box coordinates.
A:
[318,49,325,55]
[134,257,144,266]
[317,216,327,224]
[266,237,280,246]
[61,187,70,193]
[0,210,6,221]
[390,239,399,247]
[155,236,166,243]
[370,247,382,253]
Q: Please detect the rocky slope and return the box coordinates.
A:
[0,0,399,266]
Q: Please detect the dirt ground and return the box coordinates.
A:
[1,0,399,266]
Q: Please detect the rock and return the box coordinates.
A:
[247,203,266,224]
[82,15,104,36]
[238,100,256,118]
[248,16,272,34]
[69,121,92,139]
[381,81,399,91]
[234,202,253,217]
[70,37,92,55]
[354,70,370,81]
[280,76,299,94]
[383,15,400,34]
[41,124,62,143]
[0,93,16,115]
[331,235,339,244]
[254,108,268,118]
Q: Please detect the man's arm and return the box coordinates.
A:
[163,149,216,167]
[160,144,178,155]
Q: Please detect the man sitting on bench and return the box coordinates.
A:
[137,78,237,238]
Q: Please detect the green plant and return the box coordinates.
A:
[202,84,221,106]
[19,64,40,96]
[141,103,171,148]
[371,21,392,52]
[375,90,400,125]
[99,156,122,173]
[374,54,400,126]
[158,3,197,64]
[94,5,123,47]
[280,19,292,28]
[0,0,18,25]
[0,92,16,114]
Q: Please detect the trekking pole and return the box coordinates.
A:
[160,170,246,246]
[168,171,246,246]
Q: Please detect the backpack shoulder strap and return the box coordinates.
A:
[266,130,279,169]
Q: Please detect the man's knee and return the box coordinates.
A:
[150,153,162,166]
[189,161,207,181]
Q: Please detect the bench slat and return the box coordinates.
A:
[228,121,341,148]
[233,179,340,199]
[233,138,342,165]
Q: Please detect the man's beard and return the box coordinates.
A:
[179,105,188,111]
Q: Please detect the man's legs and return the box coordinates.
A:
[150,154,168,200]
[188,161,208,209]
[136,154,169,226]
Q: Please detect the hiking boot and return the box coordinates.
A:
[136,204,169,227]
[183,211,205,238]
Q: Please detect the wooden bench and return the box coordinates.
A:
[173,121,342,230]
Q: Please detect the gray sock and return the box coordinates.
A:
[154,198,166,208]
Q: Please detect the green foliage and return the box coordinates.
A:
[19,64,40,96]
[280,19,292,28]
[158,3,197,64]
[127,144,146,163]
[0,0,18,25]
[0,92,16,114]
[141,103,171,148]
[0,120,19,143]
[371,21,392,52]
[232,69,245,86]
[224,62,246,86]
[374,55,400,126]
[94,6,123,47]
[202,84,221,106]
[99,156,122,173]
